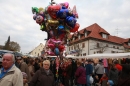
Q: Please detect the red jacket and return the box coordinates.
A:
[115,64,122,71]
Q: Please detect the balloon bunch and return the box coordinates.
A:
[32,0,80,57]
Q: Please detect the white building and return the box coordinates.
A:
[67,23,130,56]
[29,43,44,57]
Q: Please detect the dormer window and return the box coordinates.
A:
[102,33,107,38]
[128,42,130,46]
[73,37,75,41]
[78,34,80,39]
[85,31,87,37]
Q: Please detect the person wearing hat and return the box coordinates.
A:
[22,72,28,86]
[17,56,30,82]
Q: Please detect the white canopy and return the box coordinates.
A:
[85,53,130,59]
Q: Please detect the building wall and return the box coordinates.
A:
[89,39,125,55]
[30,43,44,57]
[67,39,125,56]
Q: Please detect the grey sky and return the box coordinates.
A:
[0,0,130,53]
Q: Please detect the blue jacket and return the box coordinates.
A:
[85,64,93,75]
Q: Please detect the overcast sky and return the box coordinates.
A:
[0,0,130,53]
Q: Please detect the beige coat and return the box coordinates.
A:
[0,65,23,86]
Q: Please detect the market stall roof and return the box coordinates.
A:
[85,53,130,59]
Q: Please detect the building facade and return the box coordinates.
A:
[29,43,44,57]
[67,23,130,56]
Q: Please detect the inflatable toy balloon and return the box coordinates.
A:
[66,16,77,28]
[32,7,39,14]
[60,2,69,8]
[47,19,59,26]
[57,6,69,19]
[46,51,55,56]
[36,15,44,24]
[59,45,65,52]
[47,4,61,19]
[70,23,80,32]
[72,5,79,18]
[33,14,37,20]
[54,47,60,56]
[64,2,69,8]
[39,7,44,14]
[58,25,64,30]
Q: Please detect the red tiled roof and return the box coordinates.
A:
[69,23,130,48]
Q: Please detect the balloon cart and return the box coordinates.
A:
[31,0,79,85]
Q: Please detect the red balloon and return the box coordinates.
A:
[70,23,80,32]
[47,4,61,19]
[58,45,65,52]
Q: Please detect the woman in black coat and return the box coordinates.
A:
[29,60,55,86]
[117,64,130,86]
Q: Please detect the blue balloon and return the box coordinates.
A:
[57,6,69,19]
[66,16,77,28]
[57,25,64,35]
[54,48,60,56]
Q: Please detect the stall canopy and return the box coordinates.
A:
[86,53,130,59]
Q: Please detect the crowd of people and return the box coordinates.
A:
[0,53,130,86]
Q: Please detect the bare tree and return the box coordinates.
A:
[74,44,83,56]
[95,42,108,53]
[9,41,21,52]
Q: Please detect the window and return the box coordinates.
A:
[113,46,115,48]
[83,53,86,56]
[102,33,107,38]
[85,31,87,37]
[97,43,99,47]
[82,43,85,48]
[78,35,80,39]
[71,46,73,50]
[73,37,75,41]
[128,43,130,46]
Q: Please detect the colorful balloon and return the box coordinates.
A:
[66,16,77,28]
[70,23,80,32]
[47,4,61,19]
[54,48,60,56]
[57,6,69,19]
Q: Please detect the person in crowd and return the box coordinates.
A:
[33,58,40,72]
[108,64,118,86]
[64,58,72,86]
[75,61,86,86]
[85,59,93,86]
[17,56,30,81]
[0,53,23,86]
[95,60,104,80]
[22,72,28,86]
[99,73,108,86]
[117,64,130,86]
[28,58,35,82]
[114,60,122,75]
[81,59,86,68]
[71,59,77,86]
[93,75,100,86]
[29,60,55,86]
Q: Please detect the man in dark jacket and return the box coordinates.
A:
[64,58,72,86]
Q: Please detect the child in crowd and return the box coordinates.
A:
[94,75,100,86]
[22,72,28,86]
[99,73,108,86]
